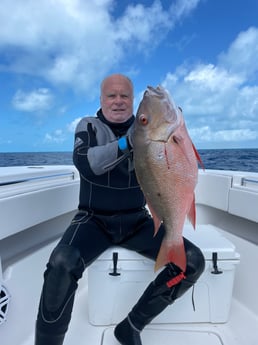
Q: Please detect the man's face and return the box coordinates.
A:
[100,75,134,123]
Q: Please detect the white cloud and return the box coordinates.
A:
[0,0,201,94]
[218,27,258,80]
[44,129,66,144]
[114,1,170,47]
[189,126,258,143]
[67,117,83,133]
[12,88,53,112]
[44,117,83,146]
[184,64,242,91]
[169,0,201,20]
[162,27,258,146]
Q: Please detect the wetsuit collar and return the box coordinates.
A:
[97,109,134,137]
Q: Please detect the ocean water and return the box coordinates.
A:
[0,149,258,172]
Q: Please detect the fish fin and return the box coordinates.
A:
[192,143,205,170]
[154,238,186,272]
[153,214,162,236]
[146,201,162,236]
[172,134,183,145]
[187,194,196,229]
[173,135,205,171]
[172,135,195,168]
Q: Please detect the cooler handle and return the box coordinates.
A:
[109,252,121,276]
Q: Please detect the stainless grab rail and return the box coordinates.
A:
[242,177,258,186]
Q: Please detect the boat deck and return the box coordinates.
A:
[70,280,258,345]
[21,276,258,345]
[17,234,258,345]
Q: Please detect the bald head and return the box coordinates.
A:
[100,74,134,123]
[101,74,134,95]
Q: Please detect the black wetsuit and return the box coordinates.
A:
[35,109,205,341]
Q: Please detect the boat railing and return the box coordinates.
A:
[232,174,258,191]
[196,170,258,223]
[0,166,80,240]
[0,171,76,187]
[241,177,258,189]
[0,167,80,199]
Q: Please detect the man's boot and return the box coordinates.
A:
[114,240,205,345]
[114,264,188,345]
[34,331,65,345]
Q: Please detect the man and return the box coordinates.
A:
[35,74,205,345]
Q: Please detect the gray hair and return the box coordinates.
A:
[100,74,134,96]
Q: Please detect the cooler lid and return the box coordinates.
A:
[96,224,239,262]
[183,224,239,260]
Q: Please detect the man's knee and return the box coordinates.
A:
[48,244,83,272]
[185,239,205,282]
[42,244,84,315]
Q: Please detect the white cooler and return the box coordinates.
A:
[87,224,240,325]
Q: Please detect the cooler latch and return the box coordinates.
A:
[211,252,223,274]
[109,252,121,276]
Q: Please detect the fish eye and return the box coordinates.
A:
[139,114,148,125]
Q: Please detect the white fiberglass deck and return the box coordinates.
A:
[5,231,258,345]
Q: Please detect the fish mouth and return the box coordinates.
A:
[145,85,165,98]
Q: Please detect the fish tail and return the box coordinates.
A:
[154,238,186,272]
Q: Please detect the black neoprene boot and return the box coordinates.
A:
[34,331,65,345]
[114,264,187,345]
[114,316,143,345]
[114,238,205,345]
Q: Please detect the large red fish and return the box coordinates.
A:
[133,86,203,272]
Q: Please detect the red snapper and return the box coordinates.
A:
[133,86,203,272]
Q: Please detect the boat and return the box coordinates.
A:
[0,164,258,345]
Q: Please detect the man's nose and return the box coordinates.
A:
[114,96,124,104]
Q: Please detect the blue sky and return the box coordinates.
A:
[1,0,258,152]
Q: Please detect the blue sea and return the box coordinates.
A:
[0,149,258,172]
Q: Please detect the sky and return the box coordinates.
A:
[1,0,258,152]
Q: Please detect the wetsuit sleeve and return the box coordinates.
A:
[87,140,122,175]
[73,117,128,176]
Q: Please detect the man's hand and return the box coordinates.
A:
[117,126,133,152]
